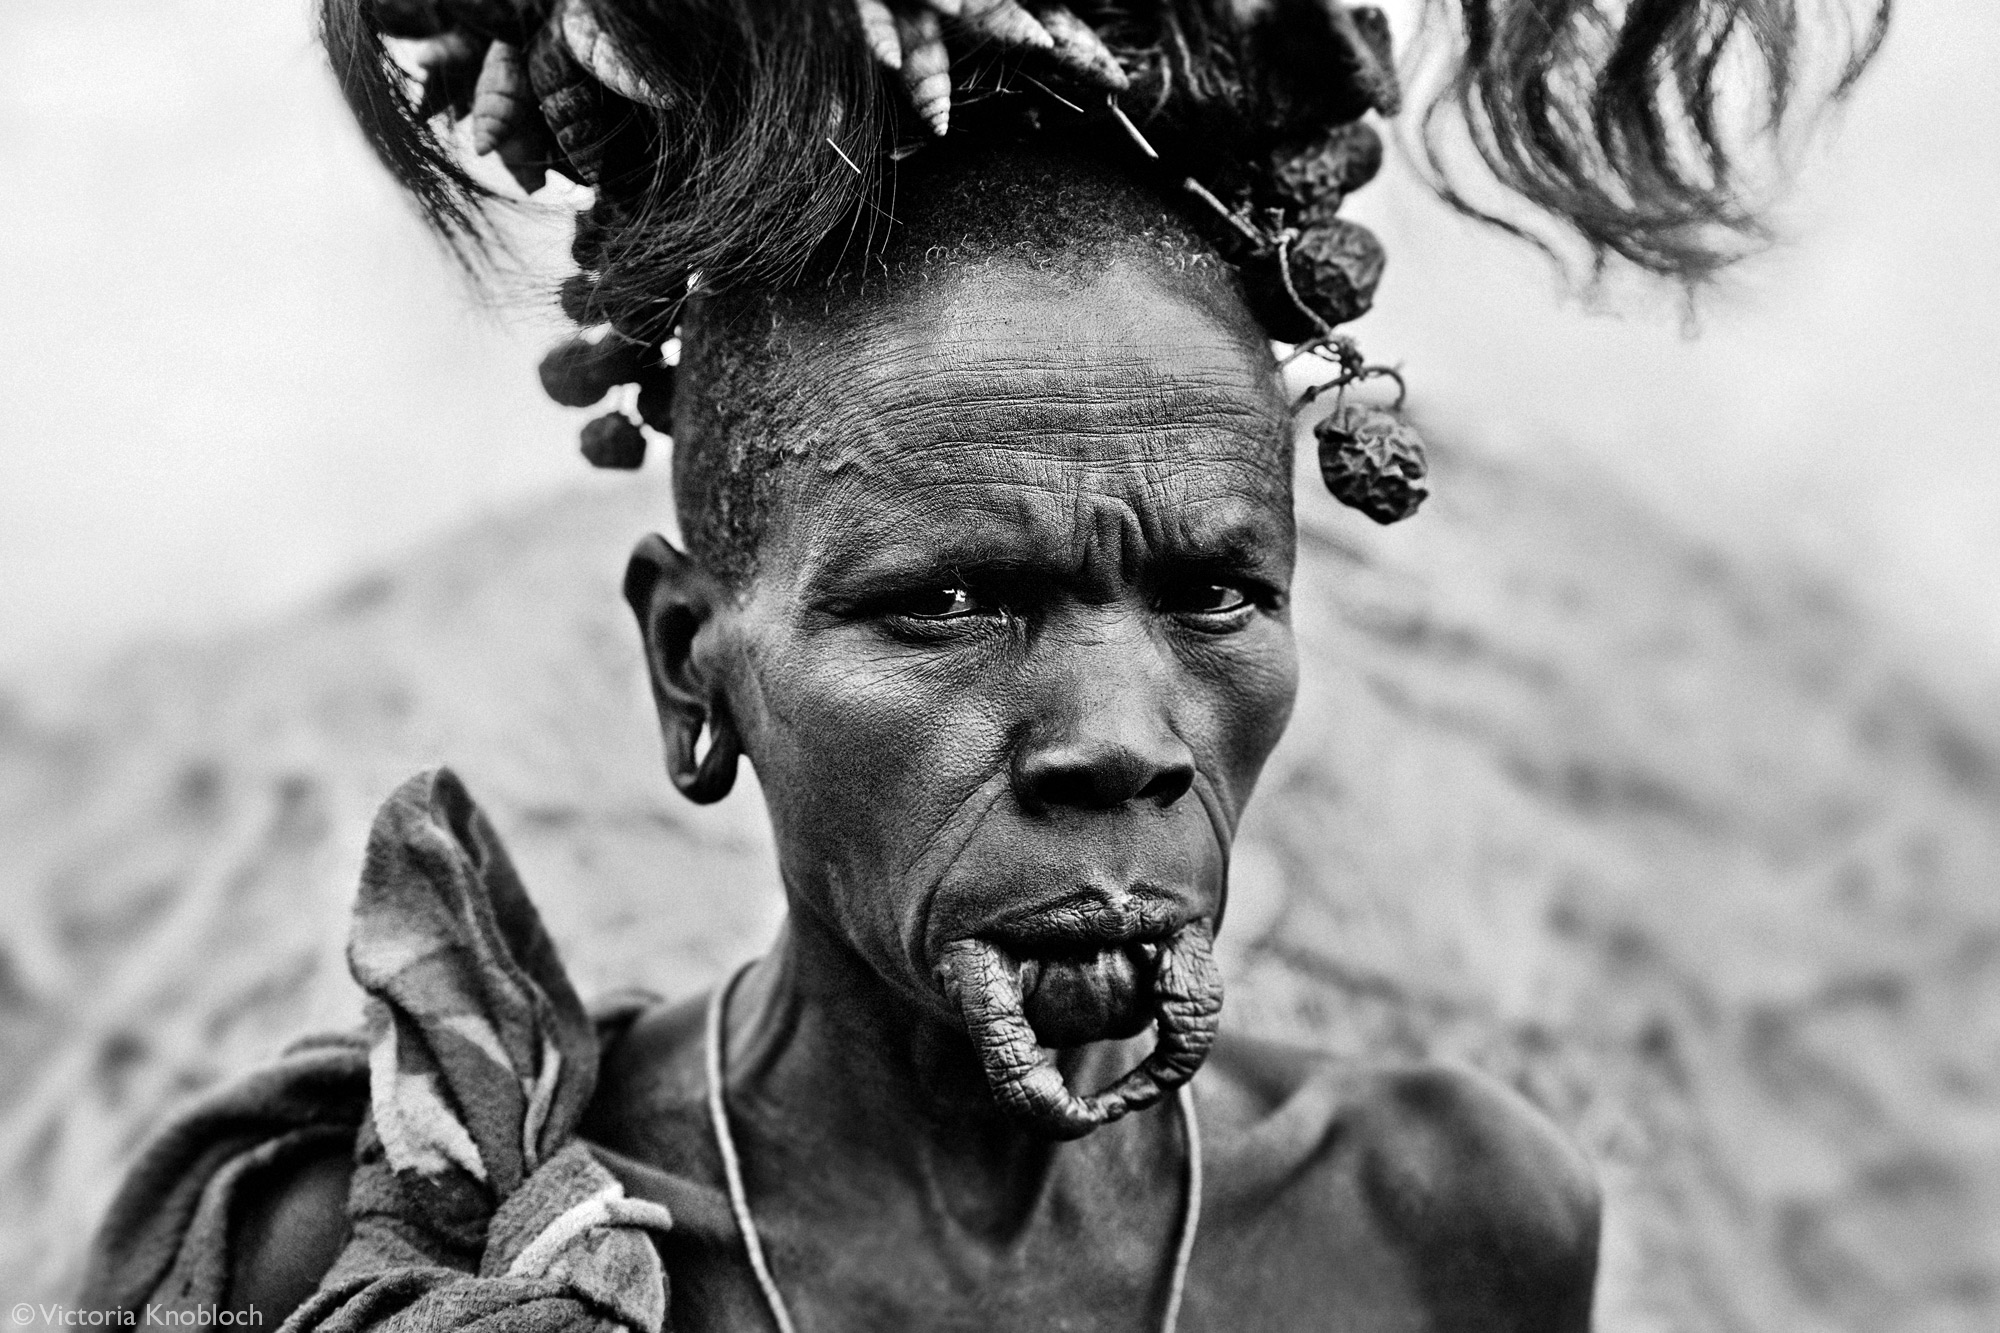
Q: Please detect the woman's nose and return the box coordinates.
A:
[1010,636,1197,813]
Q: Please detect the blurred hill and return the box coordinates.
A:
[1,442,1997,1332]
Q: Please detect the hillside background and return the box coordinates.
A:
[2,1,1997,1330]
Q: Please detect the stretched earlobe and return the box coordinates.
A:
[625,532,740,804]
[667,703,742,804]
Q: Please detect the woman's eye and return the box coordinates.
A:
[1160,582,1254,616]
[897,585,984,619]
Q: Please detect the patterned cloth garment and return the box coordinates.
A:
[78,769,679,1333]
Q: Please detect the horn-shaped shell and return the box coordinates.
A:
[1036,4,1127,91]
[557,0,670,107]
[956,0,1053,51]
[855,0,903,70]
[897,9,952,137]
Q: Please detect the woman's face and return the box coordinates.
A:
[703,254,1298,1047]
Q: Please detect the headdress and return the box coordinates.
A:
[326,0,1890,525]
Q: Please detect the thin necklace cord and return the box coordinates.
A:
[704,959,1203,1333]
[705,963,799,1333]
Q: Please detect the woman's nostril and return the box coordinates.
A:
[1139,766,1195,808]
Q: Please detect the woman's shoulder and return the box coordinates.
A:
[578,990,718,1171]
[1197,1031,1601,1321]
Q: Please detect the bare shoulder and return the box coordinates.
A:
[1197,1033,1601,1331]
[577,991,714,1164]
[225,1147,353,1322]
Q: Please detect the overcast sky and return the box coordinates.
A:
[2,0,1995,679]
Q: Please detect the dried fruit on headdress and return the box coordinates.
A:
[1284,217,1386,331]
[1265,122,1382,223]
[538,335,650,408]
[580,411,648,469]
[1314,403,1428,524]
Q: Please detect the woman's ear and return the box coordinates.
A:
[624,533,741,804]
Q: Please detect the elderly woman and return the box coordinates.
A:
[80,2,1885,1331]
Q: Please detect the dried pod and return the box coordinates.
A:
[898,9,952,137]
[922,0,965,15]
[1284,217,1385,329]
[538,336,647,408]
[374,1,454,39]
[580,411,648,470]
[1037,5,1128,91]
[1315,403,1428,524]
[957,0,1054,52]
[635,364,676,434]
[855,0,903,70]
[470,39,556,192]
[1266,121,1382,219]
[470,39,529,155]
[528,20,614,184]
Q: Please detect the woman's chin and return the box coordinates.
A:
[1016,944,1154,1048]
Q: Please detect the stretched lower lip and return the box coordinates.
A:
[1009,941,1154,1048]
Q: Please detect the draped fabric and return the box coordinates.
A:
[79,768,676,1333]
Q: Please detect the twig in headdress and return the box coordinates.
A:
[1106,97,1158,159]
[1181,177,1263,248]
[827,136,863,175]
[1015,70,1084,116]
[1275,231,1335,342]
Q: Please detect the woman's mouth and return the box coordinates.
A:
[935,919,1222,1140]
[1015,942,1151,1048]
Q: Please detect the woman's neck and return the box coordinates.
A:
[719,907,1137,1242]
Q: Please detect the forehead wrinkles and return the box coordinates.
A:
[749,255,1290,581]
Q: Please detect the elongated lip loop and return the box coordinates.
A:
[938,918,1222,1140]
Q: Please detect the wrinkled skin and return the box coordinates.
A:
[630,255,1298,1140]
